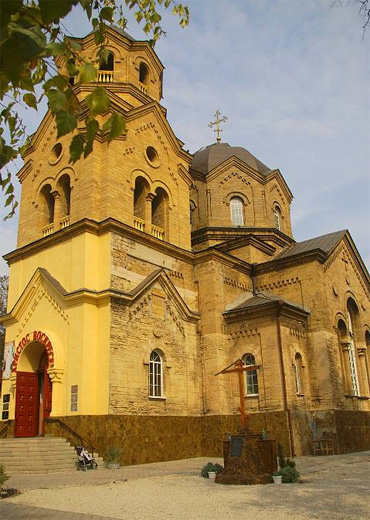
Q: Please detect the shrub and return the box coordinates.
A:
[104,446,122,464]
[281,465,300,483]
[200,462,223,478]
[0,464,10,490]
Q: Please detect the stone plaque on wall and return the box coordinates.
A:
[230,435,243,457]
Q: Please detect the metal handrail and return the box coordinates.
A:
[0,420,11,438]
[45,418,97,457]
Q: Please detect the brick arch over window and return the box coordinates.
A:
[223,192,250,206]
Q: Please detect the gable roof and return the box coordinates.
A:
[277,230,347,260]
[226,291,309,313]
[1,267,199,326]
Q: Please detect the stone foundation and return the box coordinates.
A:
[216,434,277,485]
[43,412,289,465]
[3,409,367,466]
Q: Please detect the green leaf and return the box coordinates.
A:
[69,134,84,163]
[84,119,99,158]
[107,113,126,142]
[86,119,99,143]
[47,89,67,113]
[77,63,96,84]
[19,73,35,92]
[46,75,69,91]
[100,7,114,22]
[135,12,143,23]
[55,110,77,138]
[39,0,78,25]
[85,87,110,116]
[0,1,23,28]
[23,93,37,110]
[46,42,67,57]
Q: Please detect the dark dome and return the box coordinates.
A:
[191,143,270,175]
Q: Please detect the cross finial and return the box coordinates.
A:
[209,110,228,143]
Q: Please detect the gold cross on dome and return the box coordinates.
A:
[209,110,228,142]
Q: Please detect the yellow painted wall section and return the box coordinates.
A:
[6,231,111,310]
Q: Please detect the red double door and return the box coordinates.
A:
[15,371,52,437]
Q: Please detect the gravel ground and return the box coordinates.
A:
[6,453,370,520]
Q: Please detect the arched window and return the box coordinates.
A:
[149,350,163,397]
[58,174,71,218]
[294,353,304,394]
[133,176,149,231]
[99,51,114,71]
[230,196,244,226]
[151,187,168,239]
[190,200,197,226]
[98,51,114,82]
[347,300,360,396]
[40,184,55,226]
[139,62,149,85]
[274,205,282,231]
[242,353,258,396]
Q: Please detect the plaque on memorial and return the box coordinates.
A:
[230,435,243,457]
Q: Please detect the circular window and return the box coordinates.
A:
[49,143,63,164]
[145,146,160,167]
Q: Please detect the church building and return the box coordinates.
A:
[1,26,369,463]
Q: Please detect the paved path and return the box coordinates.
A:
[0,452,369,520]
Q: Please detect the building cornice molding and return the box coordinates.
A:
[191,227,294,249]
[3,218,194,266]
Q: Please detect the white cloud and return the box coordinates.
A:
[0,0,369,274]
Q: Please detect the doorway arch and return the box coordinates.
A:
[14,339,54,437]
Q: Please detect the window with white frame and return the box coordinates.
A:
[274,206,282,231]
[293,353,304,394]
[242,353,258,395]
[149,350,163,398]
[347,310,360,396]
[230,196,244,226]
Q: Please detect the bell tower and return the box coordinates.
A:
[15,26,192,254]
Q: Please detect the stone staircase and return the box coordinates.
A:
[0,437,103,474]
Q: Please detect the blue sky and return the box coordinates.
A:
[0,0,369,275]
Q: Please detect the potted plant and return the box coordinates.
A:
[0,464,17,499]
[281,464,300,483]
[200,462,223,481]
[104,447,122,469]
[272,470,282,484]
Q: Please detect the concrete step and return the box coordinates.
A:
[0,437,103,474]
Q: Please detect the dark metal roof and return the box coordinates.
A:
[227,291,308,313]
[191,143,271,175]
[278,230,347,260]
[82,25,136,41]
[109,26,136,41]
